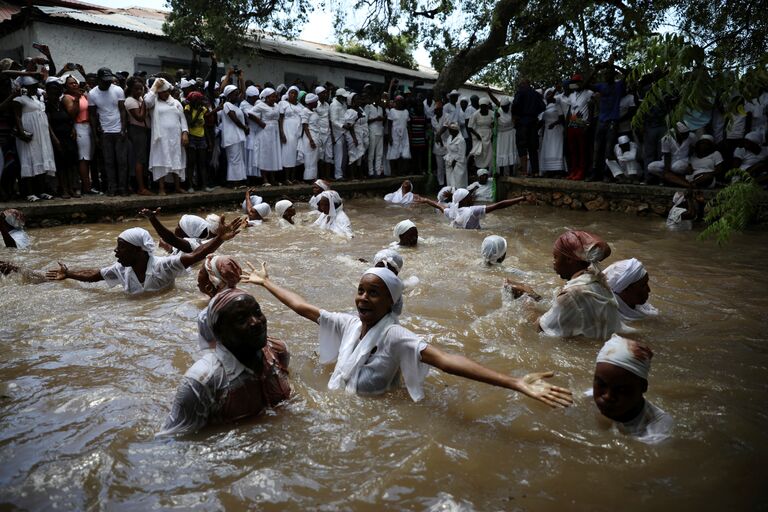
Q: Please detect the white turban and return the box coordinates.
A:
[449,89,460,96]
[259,87,275,100]
[477,168,489,176]
[178,214,210,238]
[305,93,319,104]
[373,249,404,274]
[618,135,630,144]
[479,97,491,106]
[45,76,63,86]
[393,219,416,238]
[481,235,507,264]
[288,85,300,94]
[363,266,403,315]
[254,203,271,218]
[672,191,686,207]
[335,88,349,98]
[459,96,469,103]
[314,179,330,191]
[448,188,470,220]
[179,78,194,89]
[19,76,39,86]
[449,122,459,130]
[314,86,326,95]
[222,84,238,98]
[245,85,259,97]
[276,83,287,92]
[118,227,155,254]
[675,121,689,133]
[275,199,293,218]
[205,214,221,235]
[151,77,171,93]
[745,131,763,144]
[596,334,653,380]
[604,258,646,293]
[320,190,343,219]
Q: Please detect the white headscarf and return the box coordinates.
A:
[363,266,403,315]
[314,179,330,191]
[118,227,155,254]
[223,85,238,98]
[477,168,489,176]
[178,214,209,238]
[275,200,293,218]
[437,186,455,203]
[384,180,414,205]
[320,190,342,218]
[245,85,259,97]
[242,194,263,213]
[373,249,404,274]
[151,77,171,93]
[604,258,659,321]
[596,334,653,380]
[205,214,221,235]
[305,93,319,104]
[672,192,686,207]
[288,85,300,94]
[179,78,194,89]
[313,190,352,237]
[254,203,271,218]
[448,188,470,220]
[481,235,507,264]
[314,86,326,95]
[259,87,275,100]
[393,219,416,239]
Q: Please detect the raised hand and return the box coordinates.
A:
[517,371,573,408]
[240,261,269,286]
[45,261,68,281]
[138,207,161,218]
[216,215,245,241]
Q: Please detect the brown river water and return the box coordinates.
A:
[1,199,766,511]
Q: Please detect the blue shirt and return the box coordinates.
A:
[594,80,625,122]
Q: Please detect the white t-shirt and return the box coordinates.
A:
[689,150,723,177]
[100,254,186,294]
[88,84,125,133]
[734,145,768,170]
[8,229,30,249]
[363,104,384,136]
[617,399,673,444]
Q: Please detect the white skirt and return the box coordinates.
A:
[496,128,518,167]
[225,142,247,181]
[75,123,93,161]
[258,122,283,172]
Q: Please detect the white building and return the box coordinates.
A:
[0,0,501,98]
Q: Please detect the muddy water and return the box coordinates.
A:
[1,199,766,511]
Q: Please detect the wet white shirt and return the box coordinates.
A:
[617,399,673,444]
[7,229,30,249]
[100,254,186,294]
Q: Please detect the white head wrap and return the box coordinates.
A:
[254,203,271,218]
[437,186,455,202]
[223,84,238,98]
[363,266,403,315]
[745,131,762,144]
[373,249,404,274]
[481,235,507,264]
[459,95,469,103]
[320,190,343,219]
[179,78,194,89]
[45,76,63,86]
[393,219,416,239]
[151,77,171,93]
[178,214,210,238]
[449,122,459,130]
[448,188,470,219]
[477,168,489,176]
[277,83,287,93]
[259,87,275,100]
[314,179,330,191]
[604,258,646,293]
[288,85,300,94]
[19,76,39,87]
[672,191,686,207]
[245,85,259,97]
[305,93,319,104]
[335,88,349,98]
[596,334,653,380]
[118,227,155,254]
[314,86,326,95]
[275,199,293,218]
[618,135,630,144]
[449,89,460,96]
[479,97,491,106]
[675,121,690,133]
[205,214,221,235]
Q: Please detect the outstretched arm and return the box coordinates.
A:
[45,262,104,283]
[419,345,573,408]
[413,194,446,213]
[241,262,321,323]
[485,196,526,214]
[179,216,244,268]
[139,208,193,253]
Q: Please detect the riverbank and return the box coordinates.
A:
[3,176,425,227]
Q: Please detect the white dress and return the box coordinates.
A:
[468,110,494,168]
[345,108,369,164]
[278,100,303,167]
[496,109,518,168]
[145,92,188,180]
[538,102,566,173]
[387,108,411,160]
[253,102,283,172]
[444,134,467,188]
[299,106,321,180]
[221,102,247,181]
[243,100,262,177]
[14,95,55,178]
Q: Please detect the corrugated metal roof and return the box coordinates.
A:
[0,0,21,22]
[36,5,165,35]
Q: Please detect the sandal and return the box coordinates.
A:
[26,195,40,202]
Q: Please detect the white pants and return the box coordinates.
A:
[333,135,346,179]
[434,153,446,185]
[368,133,384,175]
[606,159,641,177]
[648,159,688,176]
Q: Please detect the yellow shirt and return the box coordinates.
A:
[184,104,208,138]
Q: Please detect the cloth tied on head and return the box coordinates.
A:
[363,266,404,315]
[672,191,686,207]
[276,84,287,93]
[201,254,242,291]
[604,258,646,294]
[305,93,319,104]
[596,334,653,380]
[479,97,491,106]
[459,95,468,103]
[254,203,271,218]
[449,89,460,96]
[393,219,416,239]
[259,87,275,100]
[179,79,194,89]
[152,78,172,93]
[288,85,300,94]
[554,230,611,265]
[348,92,357,103]
[373,249,404,274]
[314,86,326,95]
[208,288,251,331]
[3,209,26,229]
[745,131,762,144]
[186,91,203,103]
[179,214,209,238]
[697,134,714,143]
[245,85,259,97]
[449,122,459,130]
[19,76,39,87]
[314,179,330,191]
[223,85,238,98]
[477,168,489,176]
[118,227,155,254]
[675,121,690,133]
[447,188,471,225]
[335,88,349,98]
[205,214,221,235]
[275,200,293,218]
[481,235,507,264]
[45,76,63,86]
[320,190,343,219]
[618,135,630,145]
